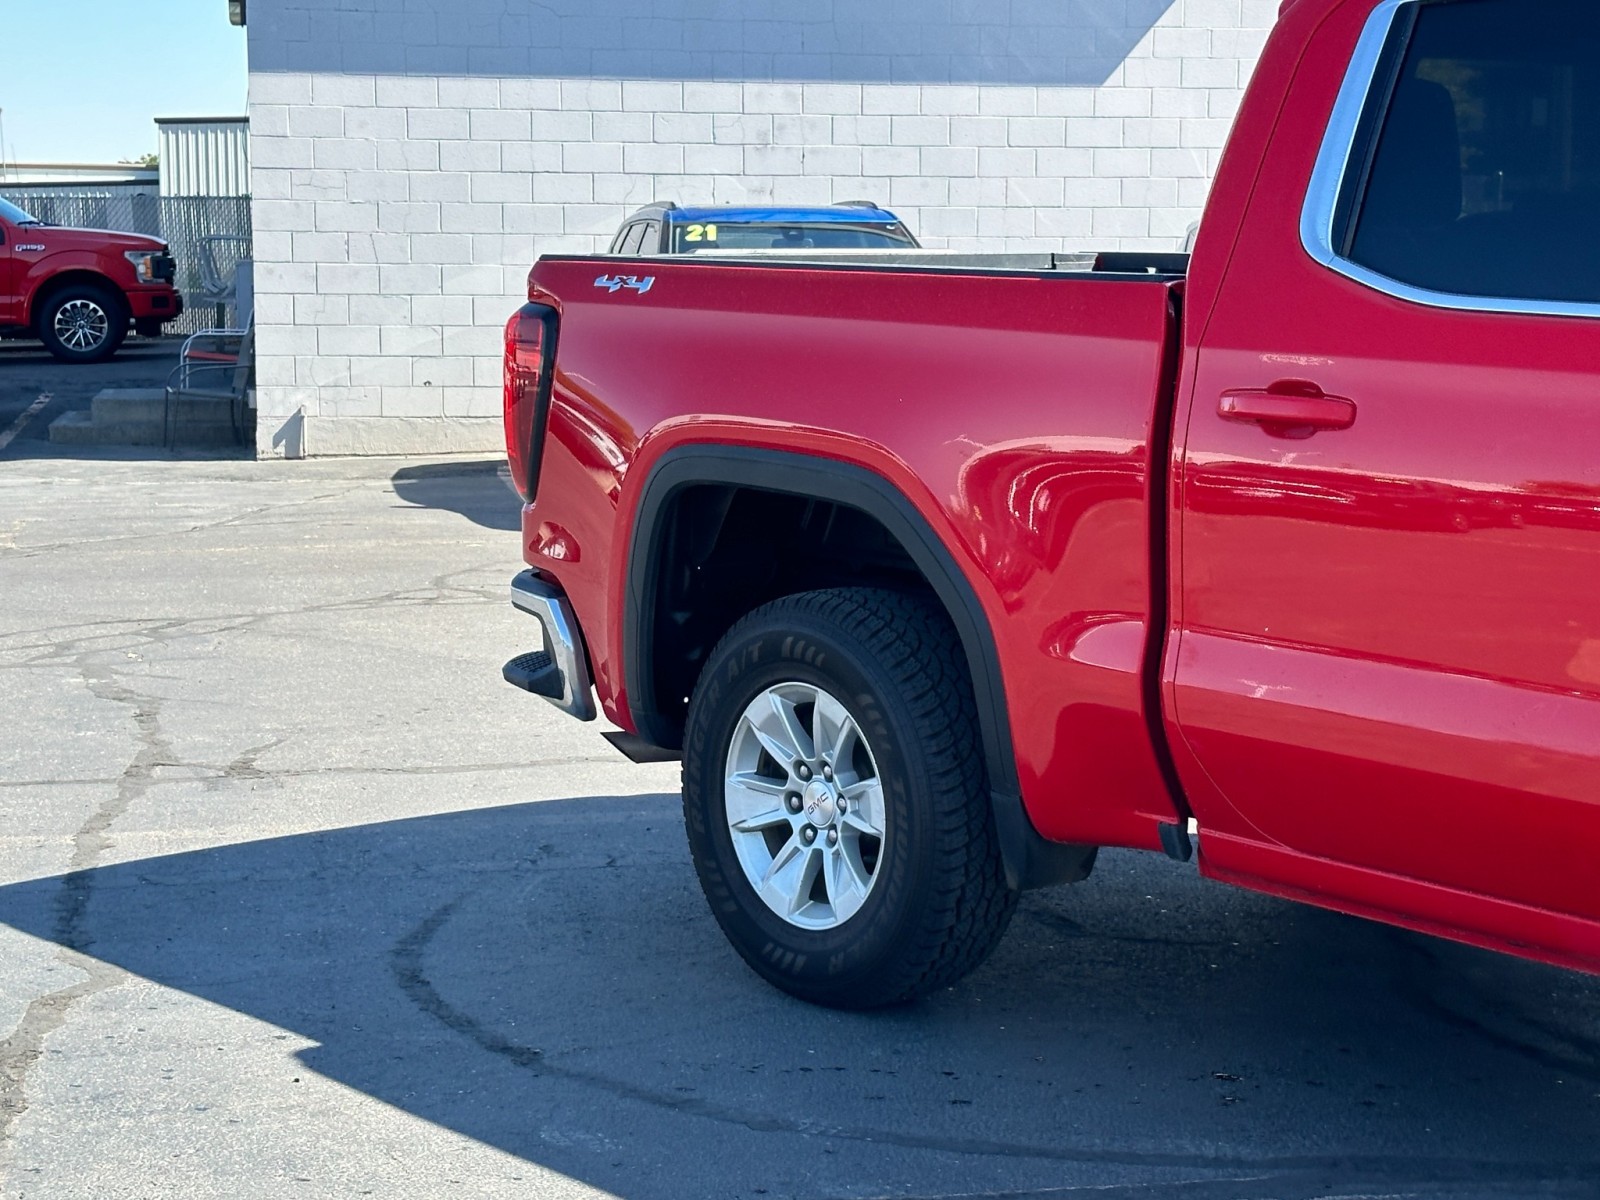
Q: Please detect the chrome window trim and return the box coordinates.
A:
[1300,0,1600,320]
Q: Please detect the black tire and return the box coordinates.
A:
[683,587,1018,1009]
[36,283,127,363]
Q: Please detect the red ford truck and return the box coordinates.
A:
[0,197,183,362]
[502,0,1600,1007]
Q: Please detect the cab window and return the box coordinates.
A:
[1347,0,1600,304]
[611,222,646,255]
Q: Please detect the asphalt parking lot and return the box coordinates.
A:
[1,453,1598,1200]
[0,338,188,459]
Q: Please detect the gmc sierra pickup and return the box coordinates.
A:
[503,0,1600,1007]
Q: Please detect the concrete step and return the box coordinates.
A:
[50,410,163,446]
[48,409,240,448]
[91,387,237,425]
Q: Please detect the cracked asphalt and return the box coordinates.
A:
[1,452,1598,1200]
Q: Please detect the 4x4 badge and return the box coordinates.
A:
[594,274,654,295]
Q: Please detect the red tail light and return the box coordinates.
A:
[503,303,557,504]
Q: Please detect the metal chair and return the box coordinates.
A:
[164,322,255,448]
[194,235,253,326]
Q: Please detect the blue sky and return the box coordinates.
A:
[0,0,247,165]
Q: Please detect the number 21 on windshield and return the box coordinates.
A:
[683,224,718,243]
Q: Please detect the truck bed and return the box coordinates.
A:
[525,251,1186,851]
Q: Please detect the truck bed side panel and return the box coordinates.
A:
[525,257,1183,850]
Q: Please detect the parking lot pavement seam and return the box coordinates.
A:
[0,485,365,562]
[0,951,123,1171]
[0,655,167,1167]
[0,755,623,793]
[0,502,542,1175]
[0,556,506,668]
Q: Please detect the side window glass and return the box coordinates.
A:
[642,221,662,253]
[623,222,649,255]
[1347,0,1600,304]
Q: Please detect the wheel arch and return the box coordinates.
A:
[624,444,1096,891]
[29,270,125,329]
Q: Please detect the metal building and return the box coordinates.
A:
[156,117,250,197]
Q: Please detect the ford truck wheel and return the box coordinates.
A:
[682,588,1018,1008]
[38,284,127,363]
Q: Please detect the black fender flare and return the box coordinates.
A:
[624,444,1095,891]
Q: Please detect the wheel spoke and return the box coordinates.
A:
[742,691,809,767]
[840,777,886,837]
[727,772,786,796]
[759,836,820,918]
[731,808,790,834]
[813,689,858,767]
[748,725,796,772]
[770,690,815,762]
[727,772,792,833]
[824,842,870,923]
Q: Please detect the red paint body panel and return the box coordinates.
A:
[513,0,1600,977]
[1201,832,1600,975]
[1170,0,1600,954]
[525,258,1183,851]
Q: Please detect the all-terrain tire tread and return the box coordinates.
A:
[685,587,1018,1007]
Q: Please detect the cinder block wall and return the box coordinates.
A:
[245,0,1277,457]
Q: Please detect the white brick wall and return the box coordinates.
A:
[246,0,1277,457]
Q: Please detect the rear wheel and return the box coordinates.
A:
[37,284,127,363]
[682,587,1018,1008]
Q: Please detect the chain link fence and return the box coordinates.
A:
[0,189,252,336]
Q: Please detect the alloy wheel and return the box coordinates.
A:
[54,298,110,352]
[723,681,887,930]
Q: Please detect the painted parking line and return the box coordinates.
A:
[0,391,53,451]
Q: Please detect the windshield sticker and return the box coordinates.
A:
[594,274,655,295]
[682,223,718,243]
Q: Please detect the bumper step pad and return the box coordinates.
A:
[502,649,564,699]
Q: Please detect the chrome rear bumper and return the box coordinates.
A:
[504,570,596,721]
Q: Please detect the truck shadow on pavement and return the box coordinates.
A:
[1,793,1597,1199]
[389,460,520,531]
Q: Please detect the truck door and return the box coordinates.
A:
[1174,0,1600,931]
[0,218,18,325]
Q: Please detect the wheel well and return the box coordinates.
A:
[30,272,123,328]
[627,448,1098,892]
[643,483,929,736]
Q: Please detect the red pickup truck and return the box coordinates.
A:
[0,197,183,362]
[503,0,1600,1008]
